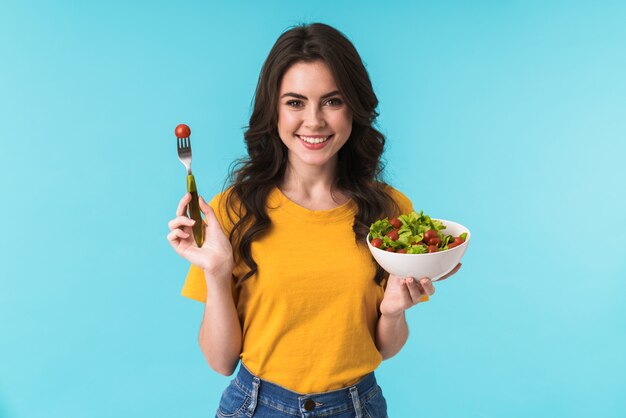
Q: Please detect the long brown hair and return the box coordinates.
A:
[222,22,401,286]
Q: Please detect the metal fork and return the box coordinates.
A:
[176,131,205,247]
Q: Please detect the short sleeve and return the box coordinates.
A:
[180,188,240,303]
[181,264,208,302]
[389,188,414,215]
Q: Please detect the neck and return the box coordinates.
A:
[279,159,339,197]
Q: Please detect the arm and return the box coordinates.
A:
[168,193,242,375]
[375,311,409,360]
[376,275,434,360]
[375,265,462,359]
[198,267,242,376]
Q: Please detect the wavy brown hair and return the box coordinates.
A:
[222,22,401,286]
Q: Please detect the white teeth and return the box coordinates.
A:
[298,135,331,144]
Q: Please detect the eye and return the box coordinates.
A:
[286,100,304,108]
[325,97,343,106]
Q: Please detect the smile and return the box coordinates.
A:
[297,135,333,144]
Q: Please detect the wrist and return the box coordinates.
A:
[380,310,406,321]
[201,258,234,277]
[203,266,233,288]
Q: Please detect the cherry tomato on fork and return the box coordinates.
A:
[175,124,191,138]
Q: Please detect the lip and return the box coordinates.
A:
[296,134,334,150]
[295,134,333,138]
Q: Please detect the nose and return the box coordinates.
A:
[304,105,326,129]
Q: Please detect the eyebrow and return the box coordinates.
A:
[280,90,341,100]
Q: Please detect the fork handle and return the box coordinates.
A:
[186,175,205,248]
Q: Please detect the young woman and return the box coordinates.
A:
[167,22,460,418]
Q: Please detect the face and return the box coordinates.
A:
[277,60,353,172]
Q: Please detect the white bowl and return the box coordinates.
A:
[366,219,471,281]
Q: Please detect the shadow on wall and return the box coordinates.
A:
[0,392,13,418]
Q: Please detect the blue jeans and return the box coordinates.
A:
[215,363,389,418]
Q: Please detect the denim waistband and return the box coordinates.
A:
[233,363,380,417]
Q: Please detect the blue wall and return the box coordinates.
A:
[1,1,624,417]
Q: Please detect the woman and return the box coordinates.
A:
[167,22,460,418]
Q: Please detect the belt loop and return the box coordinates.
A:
[246,376,260,417]
[349,386,363,418]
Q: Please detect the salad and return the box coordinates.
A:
[369,210,467,254]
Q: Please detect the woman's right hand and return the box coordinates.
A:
[167,193,234,276]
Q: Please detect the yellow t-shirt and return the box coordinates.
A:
[181,185,413,393]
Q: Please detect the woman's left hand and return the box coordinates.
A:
[379,263,462,318]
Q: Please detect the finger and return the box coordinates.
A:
[198,196,211,223]
[418,277,435,296]
[198,195,208,212]
[167,228,190,242]
[168,215,196,230]
[405,277,428,304]
[176,193,193,217]
[199,197,222,231]
[438,263,462,282]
